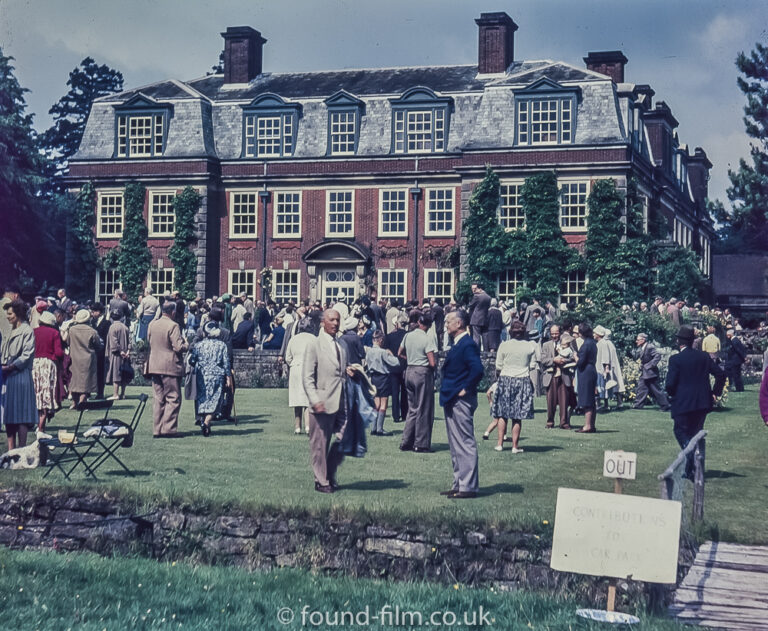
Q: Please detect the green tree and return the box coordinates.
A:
[116,183,151,302]
[720,43,768,252]
[463,167,512,292]
[168,186,202,299]
[65,182,100,299]
[41,57,123,178]
[653,243,706,304]
[584,178,625,305]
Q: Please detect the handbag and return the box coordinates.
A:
[121,360,135,383]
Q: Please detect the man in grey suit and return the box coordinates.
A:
[632,333,671,411]
[302,309,352,493]
[467,283,491,350]
[540,325,574,429]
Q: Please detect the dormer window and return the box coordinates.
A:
[514,78,579,146]
[325,91,365,156]
[390,87,452,154]
[114,94,172,158]
[242,94,302,158]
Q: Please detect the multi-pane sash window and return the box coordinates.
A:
[230,192,259,238]
[378,269,407,304]
[326,191,354,236]
[330,111,356,155]
[499,182,524,230]
[273,270,300,304]
[96,269,121,305]
[97,191,124,237]
[379,189,407,236]
[244,114,294,158]
[561,270,587,306]
[560,181,589,230]
[424,269,454,302]
[497,269,523,308]
[228,270,257,300]
[149,268,175,296]
[149,191,176,237]
[426,188,454,235]
[117,114,164,158]
[274,192,301,237]
[516,98,573,146]
[394,109,446,153]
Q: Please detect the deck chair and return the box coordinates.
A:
[40,399,114,480]
[80,394,149,479]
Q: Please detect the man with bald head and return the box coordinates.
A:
[303,309,352,493]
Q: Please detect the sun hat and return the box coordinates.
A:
[39,311,56,327]
[593,325,607,337]
[74,309,91,324]
[343,316,359,332]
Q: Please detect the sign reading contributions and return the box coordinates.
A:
[550,488,682,583]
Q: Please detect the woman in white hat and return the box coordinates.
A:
[594,325,626,411]
[32,310,64,436]
[67,308,102,408]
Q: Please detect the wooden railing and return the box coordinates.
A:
[658,429,707,522]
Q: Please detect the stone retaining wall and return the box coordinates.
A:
[0,489,690,609]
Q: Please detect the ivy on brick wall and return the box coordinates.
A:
[116,182,151,302]
[168,186,201,300]
[66,181,99,299]
[584,178,625,305]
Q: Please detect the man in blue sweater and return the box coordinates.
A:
[439,309,485,499]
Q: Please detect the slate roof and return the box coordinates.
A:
[75,61,626,161]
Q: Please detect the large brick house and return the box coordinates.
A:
[68,12,715,307]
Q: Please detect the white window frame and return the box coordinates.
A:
[325,190,355,237]
[273,191,302,239]
[378,188,409,237]
[517,98,572,146]
[377,269,407,304]
[117,113,165,158]
[559,179,591,232]
[148,268,175,297]
[561,270,588,306]
[329,110,356,155]
[424,188,455,236]
[272,269,301,305]
[497,269,523,308]
[228,269,258,301]
[95,269,121,305]
[96,190,125,238]
[424,269,454,302]
[148,189,177,238]
[244,113,295,158]
[499,181,525,231]
[229,191,260,239]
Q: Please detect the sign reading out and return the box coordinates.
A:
[550,488,682,583]
[603,450,637,480]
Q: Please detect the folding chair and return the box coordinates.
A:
[40,399,114,480]
[81,394,149,479]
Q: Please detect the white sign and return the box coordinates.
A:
[603,450,637,480]
[550,488,682,583]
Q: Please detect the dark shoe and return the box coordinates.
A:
[399,445,413,451]
[377,430,392,437]
[482,433,489,440]
[574,427,596,433]
[201,423,211,437]
[370,430,381,436]
[450,491,477,499]
[315,482,334,494]
[413,447,434,453]
[393,418,405,423]
[329,479,339,490]
[559,424,572,430]
[440,488,459,496]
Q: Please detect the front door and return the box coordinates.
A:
[321,267,357,305]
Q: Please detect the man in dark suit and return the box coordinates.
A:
[632,333,671,411]
[439,309,484,499]
[467,283,491,350]
[384,313,408,423]
[724,328,747,392]
[90,303,110,399]
[665,325,725,479]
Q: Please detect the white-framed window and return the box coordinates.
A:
[700,237,711,277]
[148,191,176,237]
[96,269,121,305]
[378,269,407,304]
[424,269,454,302]
[497,269,523,308]
[149,268,175,297]
[117,113,165,158]
[274,191,302,238]
[379,189,408,236]
[394,109,446,154]
[425,188,454,236]
[561,270,587,306]
[499,182,525,231]
[273,270,301,304]
[96,191,124,238]
[517,98,572,145]
[674,218,692,248]
[326,190,354,237]
[228,269,257,301]
[329,110,356,155]
[559,180,589,231]
[244,114,295,158]
[229,191,259,238]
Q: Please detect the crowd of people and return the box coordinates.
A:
[0,281,762,494]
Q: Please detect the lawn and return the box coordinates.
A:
[0,547,692,630]
[3,385,766,543]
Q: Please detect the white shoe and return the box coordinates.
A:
[294,428,302,435]
[512,447,524,454]
[36,429,53,440]
[107,395,120,401]
[494,445,503,452]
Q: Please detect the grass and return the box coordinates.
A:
[0,547,693,630]
[3,385,767,542]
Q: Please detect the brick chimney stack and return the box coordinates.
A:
[475,12,518,74]
[584,51,628,83]
[221,26,267,84]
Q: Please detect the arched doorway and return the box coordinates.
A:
[302,240,371,304]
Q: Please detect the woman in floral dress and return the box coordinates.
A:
[189,320,230,437]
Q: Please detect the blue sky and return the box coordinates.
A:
[3,0,767,204]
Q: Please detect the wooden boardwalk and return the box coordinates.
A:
[670,541,768,630]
